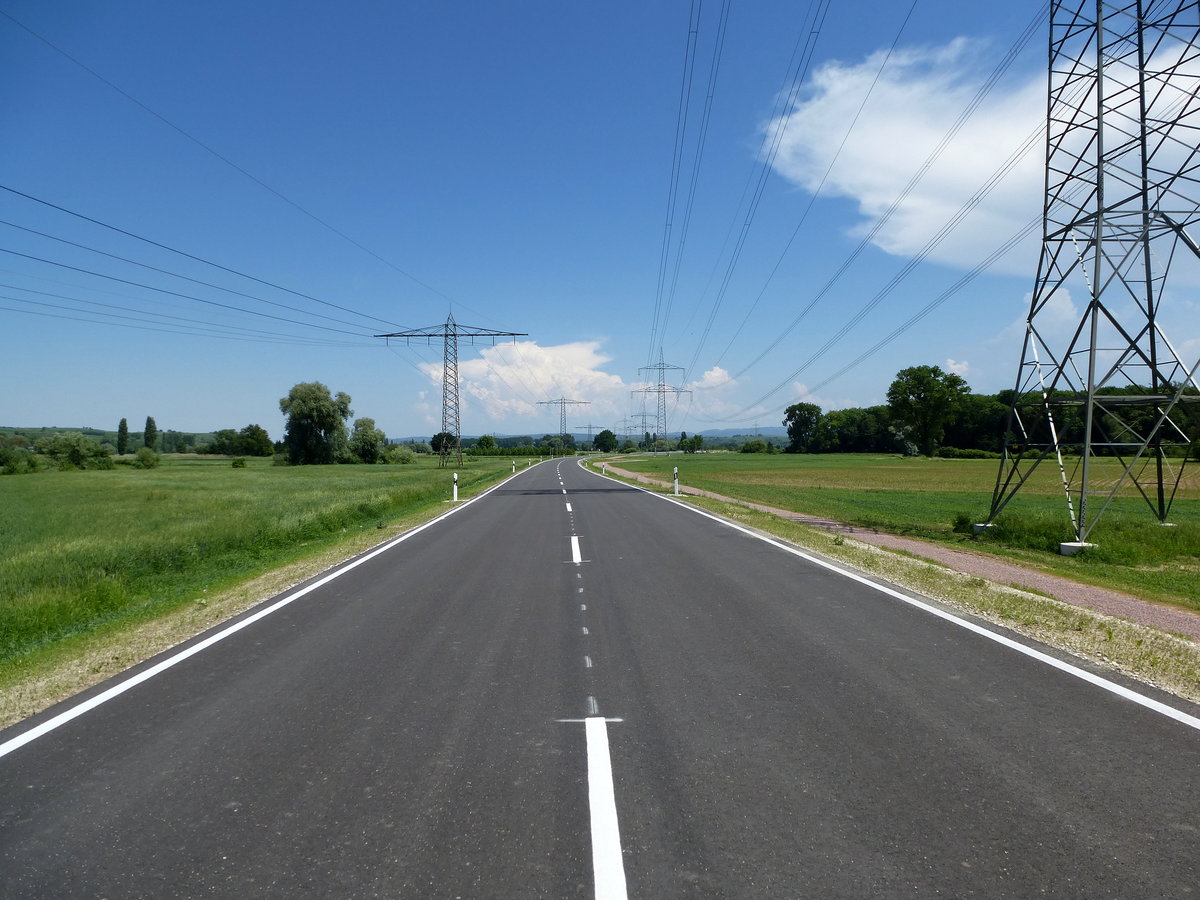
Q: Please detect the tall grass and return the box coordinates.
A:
[0,456,511,665]
[615,453,1200,608]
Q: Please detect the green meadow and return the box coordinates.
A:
[612,453,1200,610]
[0,455,514,671]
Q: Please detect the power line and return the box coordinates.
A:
[681,0,833,379]
[710,0,920,368]
[714,2,1048,388]
[0,247,371,338]
[0,185,402,330]
[0,217,386,333]
[0,12,452,304]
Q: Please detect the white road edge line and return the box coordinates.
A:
[571,535,582,564]
[566,502,573,512]
[582,461,1200,733]
[586,716,629,900]
[0,465,536,760]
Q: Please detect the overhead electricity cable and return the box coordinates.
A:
[717,124,1048,420]
[718,2,1048,386]
[711,0,920,367]
[0,247,371,338]
[0,283,366,346]
[682,0,832,380]
[0,301,369,347]
[0,185,402,330]
[806,219,1042,395]
[0,11,452,304]
[656,0,733,352]
[0,218,386,333]
[648,0,705,362]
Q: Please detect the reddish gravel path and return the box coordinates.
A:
[600,463,1200,642]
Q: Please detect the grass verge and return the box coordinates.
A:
[0,457,515,728]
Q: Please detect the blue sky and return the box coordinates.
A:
[0,1,1119,440]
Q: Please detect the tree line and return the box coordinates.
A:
[783,364,1199,458]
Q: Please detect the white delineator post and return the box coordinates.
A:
[453,472,458,503]
[512,461,516,473]
[673,466,679,496]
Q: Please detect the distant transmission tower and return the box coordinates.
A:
[376,314,526,466]
[539,398,589,445]
[985,1,1200,550]
[633,350,691,441]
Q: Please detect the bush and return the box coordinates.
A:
[132,447,160,469]
[937,447,1001,459]
[231,457,247,468]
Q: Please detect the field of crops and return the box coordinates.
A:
[613,452,1200,608]
[0,455,514,669]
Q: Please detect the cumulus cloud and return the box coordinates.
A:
[946,358,970,377]
[766,38,1045,273]
[417,340,630,428]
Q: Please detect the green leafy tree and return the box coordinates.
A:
[430,431,457,465]
[474,434,497,452]
[237,424,274,456]
[35,432,112,470]
[740,438,769,453]
[143,416,158,451]
[279,382,353,465]
[209,429,239,455]
[350,417,387,464]
[886,365,971,457]
[117,418,129,455]
[783,402,822,452]
[594,429,618,452]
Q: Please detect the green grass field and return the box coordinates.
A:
[611,453,1200,609]
[0,455,514,670]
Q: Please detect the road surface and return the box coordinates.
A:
[2,459,1198,897]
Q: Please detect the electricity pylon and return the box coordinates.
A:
[633,350,691,440]
[985,0,1200,550]
[539,398,588,445]
[376,314,526,466]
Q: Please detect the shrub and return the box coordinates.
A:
[133,447,161,469]
[937,447,1001,459]
[231,457,247,468]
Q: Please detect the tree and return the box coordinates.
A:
[350,417,387,464]
[475,434,497,452]
[430,431,457,464]
[237,424,274,457]
[783,402,822,452]
[143,416,158,451]
[886,365,970,457]
[594,429,618,452]
[117,418,129,455]
[279,382,353,465]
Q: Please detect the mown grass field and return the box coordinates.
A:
[0,455,514,674]
[611,453,1200,610]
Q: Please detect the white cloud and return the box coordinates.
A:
[945,358,970,377]
[417,340,630,430]
[766,39,1045,273]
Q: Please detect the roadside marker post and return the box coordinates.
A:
[512,461,516,473]
[453,472,458,503]
[673,466,679,496]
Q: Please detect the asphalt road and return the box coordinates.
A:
[2,458,1198,898]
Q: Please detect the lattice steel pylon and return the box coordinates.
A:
[538,398,589,446]
[376,314,526,466]
[985,0,1200,547]
[633,350,691,441]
